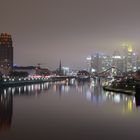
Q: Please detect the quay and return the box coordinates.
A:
[0,76,76,88]
[103,86,135,95]
[103,79,140,95]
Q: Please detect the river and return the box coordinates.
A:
[0,78,140,140]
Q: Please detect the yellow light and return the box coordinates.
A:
[128,45,132,52]
[128,99,132,111]
[121,42,133,52]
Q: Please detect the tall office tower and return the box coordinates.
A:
[121,43,133,72]
[137,56,140,70]
[112,51,123,72]
[0,33,13,75]
[90,53,111,74]
[132,52,137,72]
[86,56,91,72]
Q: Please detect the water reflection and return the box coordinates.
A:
[0,79,140,138]
[59,78,133,110]
[0,79,140,134]
[74,79,138,113]
[52,79,76,95]
[1,80,139,109]
[2,83,50,96]
[0,90,13,132]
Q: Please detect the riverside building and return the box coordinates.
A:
[0,33,13,75]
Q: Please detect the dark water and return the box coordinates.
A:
[0,78,140,140]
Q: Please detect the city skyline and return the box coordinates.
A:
[1,0,140,69]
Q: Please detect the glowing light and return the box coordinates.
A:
[128,100,132,111]
[91,68,96,72]
[112,56,121,59]
[86,56,91,60]
[4,89,7,95]
[45,75,50,78]
[29,75,42,79]
[128,45,132,52]
[121,42,133,52]
[24,86,27,91]
[114,95,120,103]
[19,87,21,94]
[12,88,15,94]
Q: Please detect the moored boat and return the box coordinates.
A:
[77,70,90,81]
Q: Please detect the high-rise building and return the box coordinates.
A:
[89,53,112,73]
[121,43,137,72]
[0,33,13,75]
[86,43,139,75]
[136,56,140,70]
[112,51,123,72]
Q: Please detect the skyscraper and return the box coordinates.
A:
[90,53,111,73]
[112,51,123,72]
[0,33,13,75]
[122,43,135,72]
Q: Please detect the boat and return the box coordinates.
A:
[77,70,90,81]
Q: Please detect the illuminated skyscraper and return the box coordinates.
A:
[112,51,123,72]
[0,33,13,75]
[89,53,111,73]
[122,43,137,72]
[137,56,140,70]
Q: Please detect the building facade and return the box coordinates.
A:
[112,51,123,72]
[87,43,139,74]
[89,53,112,74]
[122,43,137,72]
[0,33,13,75]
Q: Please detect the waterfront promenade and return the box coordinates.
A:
[102,78,140,95]
[1,75,139,97]
[0,75,76,88]
[103,86,135,95]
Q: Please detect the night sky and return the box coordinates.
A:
[1,0,140,70]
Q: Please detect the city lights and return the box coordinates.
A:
[87,43,138,74]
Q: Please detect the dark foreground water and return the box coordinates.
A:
[0,78,140,140]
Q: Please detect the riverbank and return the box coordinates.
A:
[0,78,50,88]
[103,86,135,95]
[0,76,72,88]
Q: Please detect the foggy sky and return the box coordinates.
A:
[1,0,140,70]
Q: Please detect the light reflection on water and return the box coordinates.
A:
[0,78,140,140]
